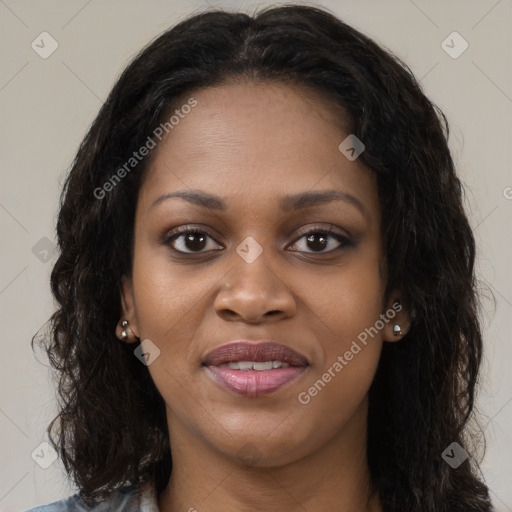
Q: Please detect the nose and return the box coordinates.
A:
[214,252,297,324]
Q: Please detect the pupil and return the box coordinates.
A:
[186,232,206,251]
[307,233,327,251]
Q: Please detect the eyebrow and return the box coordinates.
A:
[149,189,369,220]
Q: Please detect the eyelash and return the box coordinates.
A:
[163,224,353,256]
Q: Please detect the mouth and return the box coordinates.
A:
[202,341,309,397]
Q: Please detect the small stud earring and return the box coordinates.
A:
[393,324,402,336]
[121,319,129,340]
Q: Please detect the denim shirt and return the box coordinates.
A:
[23,482,159,512]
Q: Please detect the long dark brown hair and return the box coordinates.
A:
[33,5,494,511]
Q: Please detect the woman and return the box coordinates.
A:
[27,4,494,511]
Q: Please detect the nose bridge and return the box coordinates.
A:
[214,234,296,321]
[230,234,282,293]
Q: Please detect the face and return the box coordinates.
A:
[120,81,409,467]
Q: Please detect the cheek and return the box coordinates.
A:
[311,249,385,345]
[296,304,384,447]
[131,243,206,338]
[299,250,384,410]
[130,257,209,425]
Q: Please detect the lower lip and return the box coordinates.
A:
[205,366,307,397]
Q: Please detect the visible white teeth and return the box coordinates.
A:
[220,360,291,370]
[253,361,273,371]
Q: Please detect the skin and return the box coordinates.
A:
[119,81,410,512]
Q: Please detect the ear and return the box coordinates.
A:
[382,291,411,342]
[116,275,140,343]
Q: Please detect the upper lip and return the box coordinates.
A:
[203,341,309,367]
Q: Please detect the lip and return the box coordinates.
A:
[203,341,309,397]
[203,341,309,367]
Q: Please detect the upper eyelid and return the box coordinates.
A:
[164,223,347,239]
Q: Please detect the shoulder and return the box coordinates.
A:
[23,482,158,512]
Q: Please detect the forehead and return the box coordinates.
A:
[137,81,379,222]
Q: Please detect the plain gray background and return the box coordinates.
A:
[1,0,511,510]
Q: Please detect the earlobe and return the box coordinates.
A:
[383,293,411,342]
[117,275,140,343]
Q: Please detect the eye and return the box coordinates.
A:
[288,226,352,254]
[164,227,223,254]
[163,224,353,256]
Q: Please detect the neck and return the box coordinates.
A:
[158,399,380,512]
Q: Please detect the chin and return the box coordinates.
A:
[211,427,315,468]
